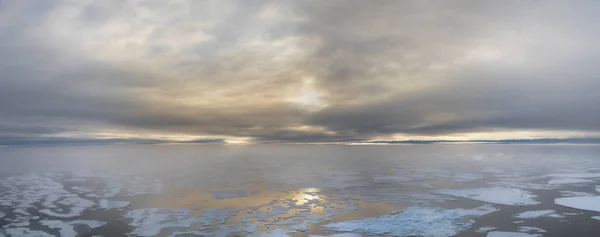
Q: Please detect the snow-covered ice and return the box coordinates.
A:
[555,196,600,212]
[517,226,546,233]
[592,216,600,221]
[548,173,600,179]
[41,220,106,236]
[435,187,539,205]
[487,231,541,237]
[99,199,130,209]
[125,208,210,236]
[323,205,497,237]
[559,191,594,197]
[476,226,497,233]
[548,178,592,185]
[514,210,557,219]
[0,228,54,237]
[310,234,362,237]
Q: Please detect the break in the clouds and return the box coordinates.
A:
[1,0,600,144]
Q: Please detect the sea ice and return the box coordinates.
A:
[559,191,594,197]
[517,226,546,233]
[487,231,541,237]
[514,210,557,219]
[39,197,95,218]
[476,226,497,233]
[555,196,600,212]
[548,173,600,179]
[125,208,211,236]
[210,189,258,199]
[323,205,496,237]
[435,187,539,205]
[548,178,592,185]
[592,216,600,220]
[41,220,106,236]
[201,208,242,224]
[99,199,130,209]
[0,228,54,237]
[310,234,362,237]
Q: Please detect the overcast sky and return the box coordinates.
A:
[1,0,600,144]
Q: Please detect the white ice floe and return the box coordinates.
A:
[323,205,497,237]
[39,197,95,218]
[0,228,54,237]
[592,216,600,220]
[476,226,497,233]
[210,189,257,199]
[435,187,539,205]
[559,191,594,197]
[99,199,130,209]
[310,234,362,237]
[41,220,106,236]
[126,207,243,236]
[555,196,600,212]
[548,173,600,179]
[514,210,557,219]
[457,205,499,216]
[548,178,592,185]
[487,231,541,237]
[517,226,546,233]
[125,209,209,236]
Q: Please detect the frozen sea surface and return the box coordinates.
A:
[2,144,600,236]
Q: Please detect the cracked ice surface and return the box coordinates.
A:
[323,205,497,237]
[435,187,539,205]
[487,232,541,237]
[40,220,106,236]
[514,210,559,219]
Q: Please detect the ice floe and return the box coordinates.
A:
[514,210,558,219]
[0,228,54,237]
[548,178,592,185]
[125,208,244,236]
[592,216,600,220]
[487,231,541,237]
[548,173,600,179]
[555,196,600,212]
[517,226,546,233]
[125,209,209,236]
[41,220,106,236]
[210,189,258,199]
[99,199,130,209]
[39,197,95,218]
[435,187,539,205]
[559,191,594,197]
[310,234,362,237]
[476,226,497,233]
[323,205,497,237]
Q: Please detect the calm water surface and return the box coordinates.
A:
[1,144,600,236]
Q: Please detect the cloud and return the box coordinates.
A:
[1,0,600,144]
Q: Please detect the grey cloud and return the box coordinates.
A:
[1,0,600,144]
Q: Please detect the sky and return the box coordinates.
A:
[2,0,600,144]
